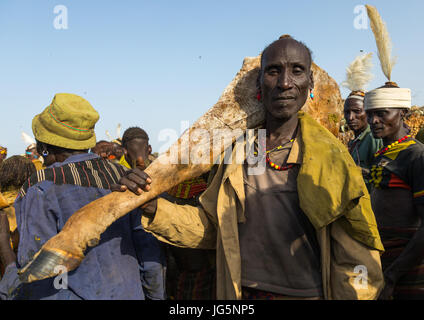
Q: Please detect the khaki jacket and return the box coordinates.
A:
[142,112,384,300]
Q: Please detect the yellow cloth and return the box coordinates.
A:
[297,112,384,251]
[0,190,18,233]
[32,159,45,171]
[119,155,131,169]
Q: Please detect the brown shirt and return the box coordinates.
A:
[238,134,323,297]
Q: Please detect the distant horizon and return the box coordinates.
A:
[1,0,423,156]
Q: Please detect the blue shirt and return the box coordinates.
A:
[0,153,165,300]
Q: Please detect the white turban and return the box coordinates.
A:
[346,94,365,102]
[364,87,411,110]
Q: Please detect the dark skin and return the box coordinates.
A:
[345,98,370,176]
[91,141,114,160]
[366,107,424,299]
[111,138,154,214]
[36,141,88,167]
[261,39,314,151]
[344,98,368,138]
[124,138,152,170]
[112,38,314,218]
[112,143,125,160]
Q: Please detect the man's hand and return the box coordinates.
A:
[111,157,157,217]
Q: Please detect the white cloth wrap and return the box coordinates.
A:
[346,95,365,102]
[364,87,411,110]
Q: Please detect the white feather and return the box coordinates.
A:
[105,130,113,141]
[366,5,397,81]
[21,132,36,145]
[341,53,374,92]
[116,124,121,139]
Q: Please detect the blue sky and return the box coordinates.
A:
[1,0,423,156]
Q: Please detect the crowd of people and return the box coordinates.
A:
[0,30,424,300]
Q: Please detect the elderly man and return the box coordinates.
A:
[117,36,384,300]
[0,93,165,300]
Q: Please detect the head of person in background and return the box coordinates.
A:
[365,82,411,145]
[344,93,368,137]
[91,140,114,160]
[111,139,125,161]
[342,53,374,138]
[25,143,41,161]
[33,93,99,167]
[121,127,152,169]
[0,156,36,193]
[0,156,37,273]
[0,146,7,164]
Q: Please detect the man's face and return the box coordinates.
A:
[366,108,404,139]
[124,138,151,169]
[112,143,124,160]
[344,98,367,133]
[260,40,313,120]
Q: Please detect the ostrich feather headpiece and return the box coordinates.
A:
[366,5,396,82]
[21,132,36,149]
[341,53,373,101]
[364,5,411,111]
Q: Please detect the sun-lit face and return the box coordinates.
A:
[366,108,405,140]
[260,39,313,121]
[344,98,367,134]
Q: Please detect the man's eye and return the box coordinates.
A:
[267,70,278,75]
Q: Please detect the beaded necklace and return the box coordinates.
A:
[265,139,295,171]
[374,135,412,158]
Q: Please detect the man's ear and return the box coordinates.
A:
[148,145,152,155]
[123,148,128,156]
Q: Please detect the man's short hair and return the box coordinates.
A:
[122,127,149,148]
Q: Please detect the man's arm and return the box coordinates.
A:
[140,197,217,250]
[112,157,217,250]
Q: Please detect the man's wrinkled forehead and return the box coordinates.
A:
[261,39,311,68]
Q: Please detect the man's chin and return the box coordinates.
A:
[267,106,300,120]
[371,130,384,139]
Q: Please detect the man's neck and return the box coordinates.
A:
[383,127,410,146]
[55,151,88,163]
[265,113,299,150]
[354,125,368,139]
